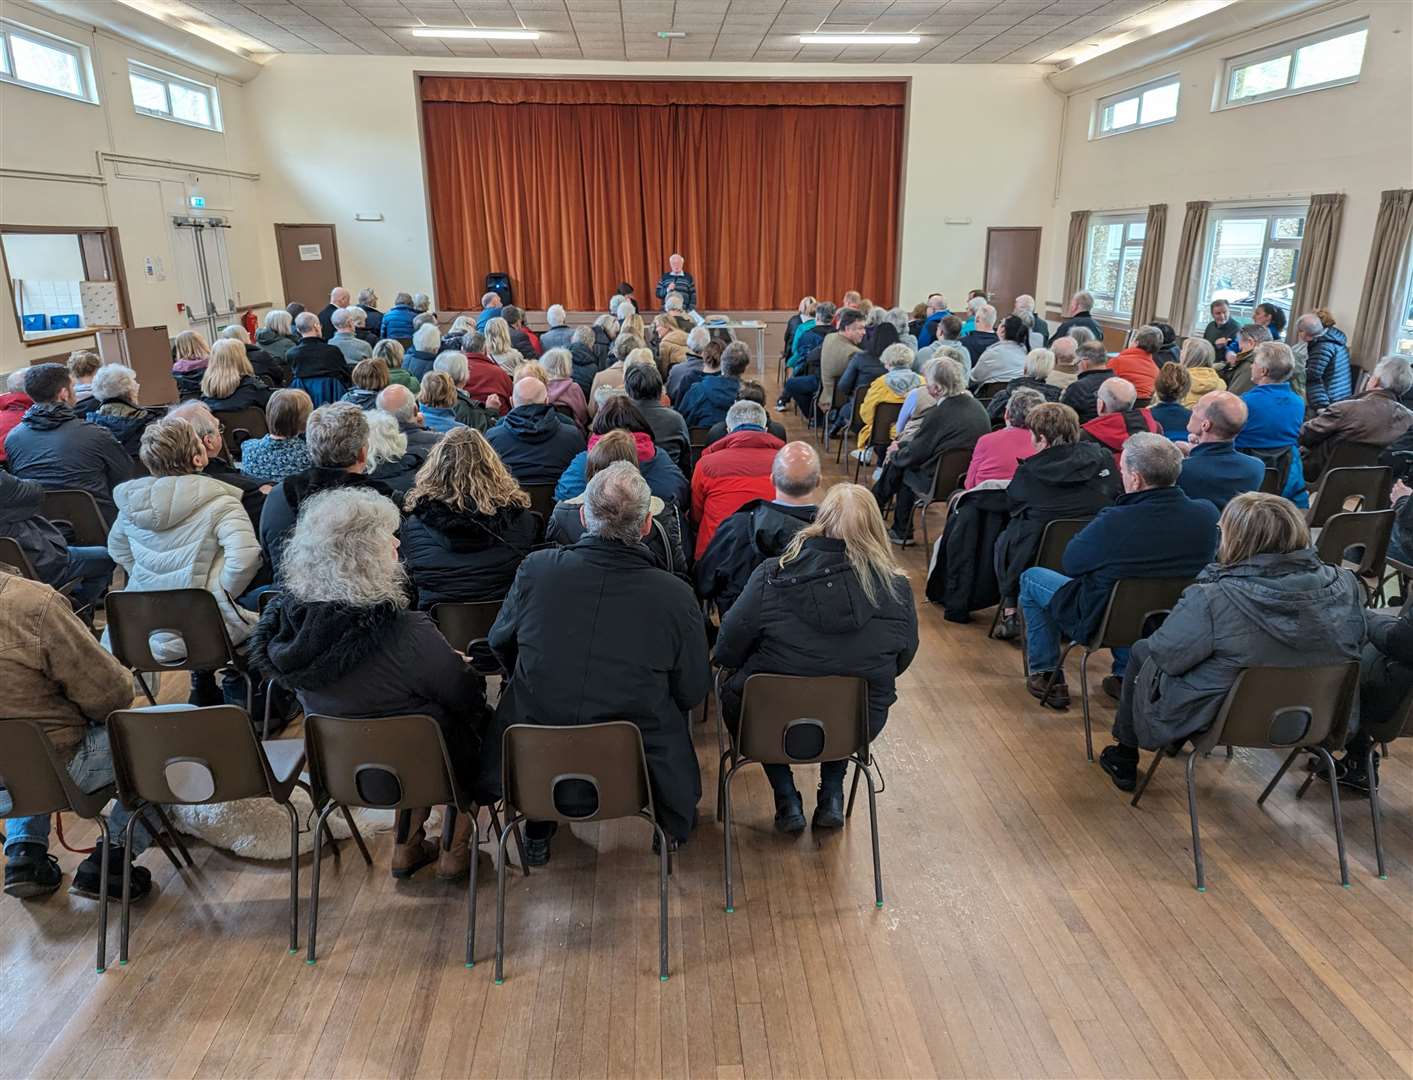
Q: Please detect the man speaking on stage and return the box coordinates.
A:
[656,253,697,313]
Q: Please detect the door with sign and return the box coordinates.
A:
[274,223,341,312]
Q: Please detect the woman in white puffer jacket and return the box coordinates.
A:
[106,415,263,682]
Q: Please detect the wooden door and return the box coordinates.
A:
[983,227,1042,318]
[274,224,341,311]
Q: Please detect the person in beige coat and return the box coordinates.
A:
[653,314,689,375]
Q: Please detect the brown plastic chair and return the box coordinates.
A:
[688,427,711,470]
[41,489,109,547]
[1322,441,1384,473]
[974,380,1009,402]
[219,406,267,461]
[997,517,1093,640]
[431,600,505,677]
[520,484,556,521]
[494,721,668,983]
[1315,510,1394,602]
[913,447,973,550]
[1041,577,1193,761]
[718,674,881,913]
[106,704,306,963]
[829,384,867,461]
[105,589,254,711]
[1130,662,1360,890]
[0,536,39,579]
[302,712,519,966]
[1259,467,1281,495]
[852,401,901,482]
[1307,466,1391,526]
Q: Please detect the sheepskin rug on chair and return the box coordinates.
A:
[165,786,397,861]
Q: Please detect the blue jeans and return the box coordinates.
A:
[63,546,114,610]
[784,374,820,417]
[1,726,153,857]
[1019,567,1069,673]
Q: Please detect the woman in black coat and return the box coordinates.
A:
[715,484,918,834]
[400,426,539,607]
[249,486,495,882]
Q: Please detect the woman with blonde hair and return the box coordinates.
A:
[401,426,538,606]
[616,300,646,344]
[483,316,523,375]
[714,483,919,833]
[1098,491,1368,791]
[1179,336,1226,406]
[171,329,212,399]
[541,347,589,427]
[587,340,648,416]
[373,338,420,393]
[201,338,272,413]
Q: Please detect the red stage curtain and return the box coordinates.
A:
[421,78,904,311]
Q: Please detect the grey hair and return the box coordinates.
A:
[1072,290,1095,311]
[613,333,643,362]
[1098,377,1137,412]
[1050,335,1078,360]
[1069,326,1096,345]
[1296,313,1324,338]
[357,287,376,305]
[594,313,620,336]
[1013,294,1036,316]
[280,488,407,608]
[664,292,684,312]
[1133,325,1162,353]
[1375,355,1413,396]
[881,343,914,370]
[572,325,595,347]
[363,410,408,472]
[541,347,573,379]
[1252,341,1293,381]
[219,324,249,343]
[771,443,821,497]
[967,296,988,315]
[433,350,468,385]
[393,292,412,307]
[264,309,293,336]
[1239,324,1273,346]
[92,363,139,403]
[332,307,354,331]
[376,384,418,424]
[936,344,970,373]
[1005,386,1046,428]
[413,323,442,353]
[295,311,321,335]
[865,306,888,327]
[687,326,710,351]
[546,304,567,327]
[6,367,31,392]
[168,400,219,438]
[887,307,909,335]
[726,399,768,432]
[929,358,967,398]
[464,330,486,353]
[582,461,651,544]
[1024,348,1055,380]
[815,301,837,324]
[1181,337,1217,368]
[306,402,369,468]
[975,304,997,329]
[412,292,430,312]
[1121,431,1183,488]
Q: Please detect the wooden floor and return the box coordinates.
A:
[2,379,1411,1080]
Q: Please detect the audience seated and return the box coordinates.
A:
[1046,336,1079,390]
[627,361,690,475]
[1176,391,1264,510]
[715,484,918,833]
[450,330,510,414]
[970,313,1029,388]
[67,351,102,415]
[417,371,466,433]
[400,427,538,606]
[986,347,1062,424]
[287,312,350,402]
[916,293,951,347]
[1098,493,1366,791]
[1216,324,1271,395]
[239,388,315,482]
[405,324,443,381]
[1049,290,1103,344]
[1300,355,1412,481]
[854,345,922,455]
[327,307,372,366]
[872,358,990,545]
[1235,342,1308,505]
[1110,325,1162,399]
[381,291,418,345]
[792,301,836,369]
[4,363,130,524]
[704,381,787,447]
[1202,299,1241,358]
[914,314,966,379]
[542,347,590,428]
[1059,341,1115,424]
[432,352,497,430]
[220,324,287,388]
[0,470,114,611]
[539,304,573,353]
[376,384,441,456]
[88,363,165,460]
[0,568,157,902]
[355,287,383,337]
[341,357,388,409]
[1020,433,1218,708]
[1081,377,1161,462]
[1318,599,1413,792]
[364,411,422,499]
[1179,337,1226,406]
[588,337,645,415]
[202,340,273,414]
[617,300,647,345]
[474,290,503,333]
[837,317,895,404]
[592,313,619,365]
[1296,310,1352,411]
[566,325,603,399]
[654,314,689,371]
[316,287,350,341]
[171,330,212,399]
[992,403,1120,639]
[959,305,1000,368]
[966,387,1044,487]
[489,462,709,860]
[167,401,268,529]
[0,368,34,465]
[780,302,837,415]
[1014,294,1048,346]
[680,341,752,430]
[691,400,785,558]
[498,306,537,359]
[486,378,586,488]
[817,308,869,415]
[1149,362,1192,438]
[555,397,688,506]
[372,339,420,394]
[484,317,525,375]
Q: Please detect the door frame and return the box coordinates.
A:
[982,226,1043,306]
[273,223,342,307]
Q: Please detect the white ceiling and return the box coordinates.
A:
[124,0,1218,65]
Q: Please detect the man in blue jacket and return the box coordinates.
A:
[679,341,749,429]
[916,294,951,347]
[1295,312,1352,412]
[1235,342,1308,507]
[379,292,419,345]
[1020,432,1220,708]
[1177,391,1264,510]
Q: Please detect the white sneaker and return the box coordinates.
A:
[850,449,869,463]
[773,402,788,413]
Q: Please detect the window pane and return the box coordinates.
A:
[10,33,81,96]
[170,82,211,126]
[1204,217,1267,318]
[1292,28,1366,88]
[1108,96,1138,129]
[1084,222,1123,308]
[129,72,168,112]
[1129,222,1147,242]
[1272,215,1305,240]
[1230,54,1290,100]
[0,40,9,75]
[1139,82,1178,123]
[1261,248,1299,313]
[1117,248,1142,316]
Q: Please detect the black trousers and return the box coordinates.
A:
[872,464,917,538]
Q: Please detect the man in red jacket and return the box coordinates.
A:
[690,399,784,558]
[0,368,33,465]
[1081,377,1161,465]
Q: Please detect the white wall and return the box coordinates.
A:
[1045,0,1413,330]
[0,1,267,368]
[241,57,1062,314]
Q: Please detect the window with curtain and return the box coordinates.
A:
[1397,243,1413,359]
[1083,214,1146,318]
[1195,205,1307,327]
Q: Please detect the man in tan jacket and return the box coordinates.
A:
[1,570,156,902]
[819,308,868,410]
[1299,355,1413,482]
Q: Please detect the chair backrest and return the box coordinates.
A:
[1308,466,1392,526]
[0,536,39,579]
[551,403,578,424]
[0,719,110,819]
[928,447,973,502]
[521,483,556,520]
[501,721,653,823]
[1316,509,1394,578]
[847,384,870,435]
[106,588,238,673]
[220,406,268,461]
[1033,517,1093,572]
[975,380,1009,401]
[1363,682,1413,744]
[40,488,109,547]
[1259,467,1281,495]
[1324,441,1383,473]
[687,426,711,450]
[736,674,871,765]
[304,713,460,811]
[1092,577,1193,649]
[431,600,503,651]
[1201,662,1360,752]
[108,705,272,806]
[866,401,903,450]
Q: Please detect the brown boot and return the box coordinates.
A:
[391,807,437,879]
[1027,672,1070,710]
[435,806,476,881]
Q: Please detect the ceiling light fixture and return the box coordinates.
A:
[412,27,540,40]
[799,33,920,45]
[657,31,687,38]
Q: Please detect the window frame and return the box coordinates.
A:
[127,59,222,132]
[1217,18,1368,110]
[0,18,97,104]
[1395,240,1413,360]
[1194,202,1308,329]
[0,225,133,349]
[1091,73,1181,139]
[1082,211,1148,320]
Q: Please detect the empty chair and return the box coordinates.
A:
[105,589,255,710]
[1259,466,1281,495]
[687,426,711,470]
[912,446,972,550]
[432,600,505,676]
[40,488,109,547]
[1130,663,1360,890]
[219,405,268,461]
[1322,441,1384,473]
[1315,509,1394,601]
[493,722,669,983]
[974,380,1009,401]
[1307,466,1391,527]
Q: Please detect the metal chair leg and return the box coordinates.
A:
[284,802,299,954]
[1257,747,1304,806]
[153,804,195,867]
[1041,642,1077,705]
[715,749,731,823]
[1079,649,1093,760]
[94,816,111,974]
[488,803,529,878]
[339,806,373,865]
[1368,745,1387,879]
[133,671,157,706]
[306,801,338,964]
[119,812,141,965]
[864,761,883,909]
[1312,747,1350,887]
[493,813,522,983]
[722,761,744,913]
[648,816,669,981]
[845,759,863,818]
[465,805,479,968]
[1185,751,1205,892]
[1130,747,1168,807]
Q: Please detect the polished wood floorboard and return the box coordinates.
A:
[2,379,1410,1080]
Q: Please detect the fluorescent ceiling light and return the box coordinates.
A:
[412,27,540,40]
[799,33,920,45]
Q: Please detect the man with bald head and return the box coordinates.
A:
[485,375,586,486]
[318,286,351,341]
[376,383,441,453]
[695,441,820,616]
[1176,390,1265,510]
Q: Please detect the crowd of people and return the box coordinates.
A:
[1,273,1409,903]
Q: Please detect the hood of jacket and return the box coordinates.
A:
[884,369,923,395]
[587,429,655,463]
[1084,408,1156,449]
[342,387,378,409]
[569,343,599,369]
[1,392,33,416]
[1323,326,1348,347]
[249,595,403,690]
[1021,440,1115,487]
[255,328,292,347]
[765,537,893,634]
[408,499,527,554]
[172,356,208,374]
[749,500,816,555]
[279,465,389,509]
[113,473,242,532]
[701,429,782,458]
[96,399,148,418]
[1197,548,1361,641]
[502,403,565,443]
[19,401,79,431]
